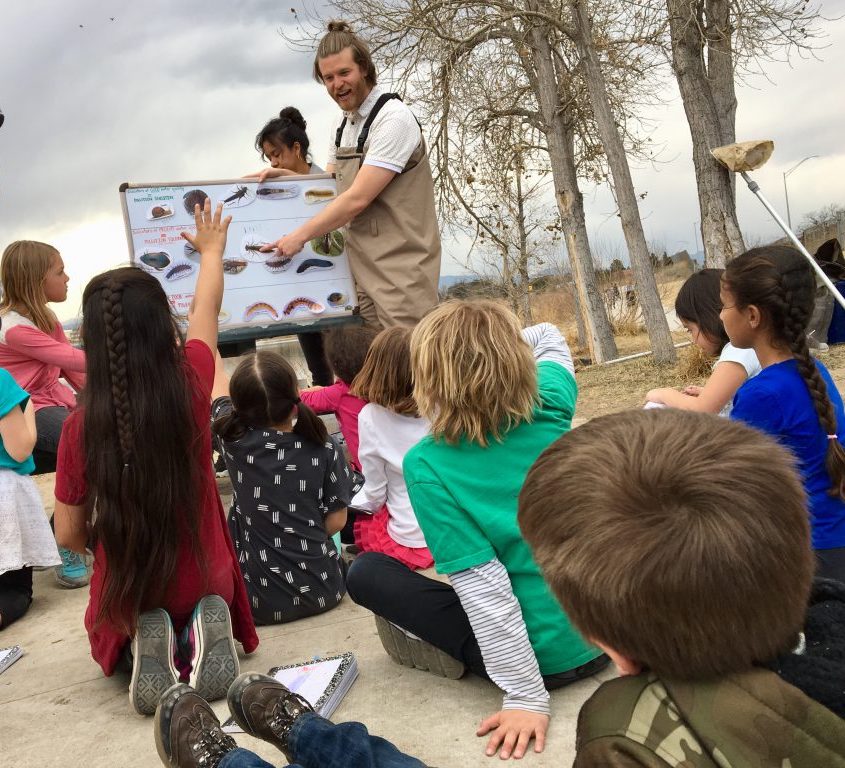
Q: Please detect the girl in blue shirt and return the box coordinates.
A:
[723,246,845,581]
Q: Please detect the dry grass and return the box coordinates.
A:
[575,342,845,422]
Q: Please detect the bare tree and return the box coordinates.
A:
[569,0,676,361]
[664,0,824,267]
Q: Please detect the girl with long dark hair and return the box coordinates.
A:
[53,202,258,715]
[724,246,845,581]
[646,268,761,416]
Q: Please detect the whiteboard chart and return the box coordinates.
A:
[119,175,356,333]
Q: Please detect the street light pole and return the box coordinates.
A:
[783,155,819,230]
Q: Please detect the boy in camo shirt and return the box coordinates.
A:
[520,409,845,768]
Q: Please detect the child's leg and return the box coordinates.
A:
[218,749,277,768]
[287,713,427,768]
[0,567,33,629]
[346,552,487,677]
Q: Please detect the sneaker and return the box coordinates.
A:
[226,672,313,762]
[130,608,179,716]
[374,615,465,679]
[185,595,239,703]
[154,683,237,768]
[54,547,89,588]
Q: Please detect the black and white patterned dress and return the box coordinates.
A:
[213,398,352,624]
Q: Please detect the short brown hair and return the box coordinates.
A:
[0,240,60,333]
[314,20,377,88]
[411,300,537,446]
[519,409,813,680]
[351,327,416,416]
[324,325,378,385]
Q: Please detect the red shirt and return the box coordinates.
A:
[300,380,367,470]
[55,339,258,675]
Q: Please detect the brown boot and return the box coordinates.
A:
[226,673,313,761]
[154,683,237,767]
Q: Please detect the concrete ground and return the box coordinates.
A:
[2,474,613,768]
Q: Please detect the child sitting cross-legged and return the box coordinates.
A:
[519,408,845,766]
[347,300,607,759]
[212,350,353,625]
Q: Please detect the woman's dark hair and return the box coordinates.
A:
[80,267,203,633]
[255,107,310,162]
[674,268,729,351]
[215,351,328,447]
[324,325,378,385]
[724,246,845,499]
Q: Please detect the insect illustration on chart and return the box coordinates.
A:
[222,184,255,209]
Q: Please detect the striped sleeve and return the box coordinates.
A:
[521,323,574,375]
[450,559,550,715]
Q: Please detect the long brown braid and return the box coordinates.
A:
[101,279,132,466]
[81,267,204,633]
[725,247,845,499]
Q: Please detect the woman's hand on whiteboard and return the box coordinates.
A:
[243,167,297,182]
[182,200,231,257]
[263,232,305,258]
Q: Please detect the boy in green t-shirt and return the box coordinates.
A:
[346,300,606,760]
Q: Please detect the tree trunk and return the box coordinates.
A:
[514,168,534,324]
[706,0,737,199]
[523,19,617,362]
[570,0,676,362]
[667,0,744,268]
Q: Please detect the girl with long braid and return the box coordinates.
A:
[723,246,845,581]
[53,202,259,715]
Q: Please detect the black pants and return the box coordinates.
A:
[346,552,608,687]
[816,547,845,583]
[32,406,70,474]
[297,332,333,387]
[0,567,33,629]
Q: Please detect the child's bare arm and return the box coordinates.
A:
[325,507,347,537]
[211,350,231,401]
[646,360,748,414]
[0,399,36,463]
[183,200,231,351]
[54,499,89,554]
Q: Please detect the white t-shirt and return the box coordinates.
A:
[327,85,421,174]
[351,403,429,548]
[716,342,762,417]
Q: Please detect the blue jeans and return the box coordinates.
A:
[218,712,427,768]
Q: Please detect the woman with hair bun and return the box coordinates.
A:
[245,107,332,385]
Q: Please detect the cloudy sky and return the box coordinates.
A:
[2,1,844,320]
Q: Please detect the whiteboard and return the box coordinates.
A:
[119,176,356,333]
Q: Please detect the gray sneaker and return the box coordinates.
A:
[185,595,239,703]
[130,609,179,716]
[154,683,237,768]
[374,616,465,679]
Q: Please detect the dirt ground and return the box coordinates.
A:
[574,343,845,421]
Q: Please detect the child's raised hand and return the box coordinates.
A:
[182,200,231,256]
[477,709,549,760]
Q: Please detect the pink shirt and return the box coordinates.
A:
[299,380,367,470]
[0,311,86,410]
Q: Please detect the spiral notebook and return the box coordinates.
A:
[0,646,23,676]
[222,652,358,733]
